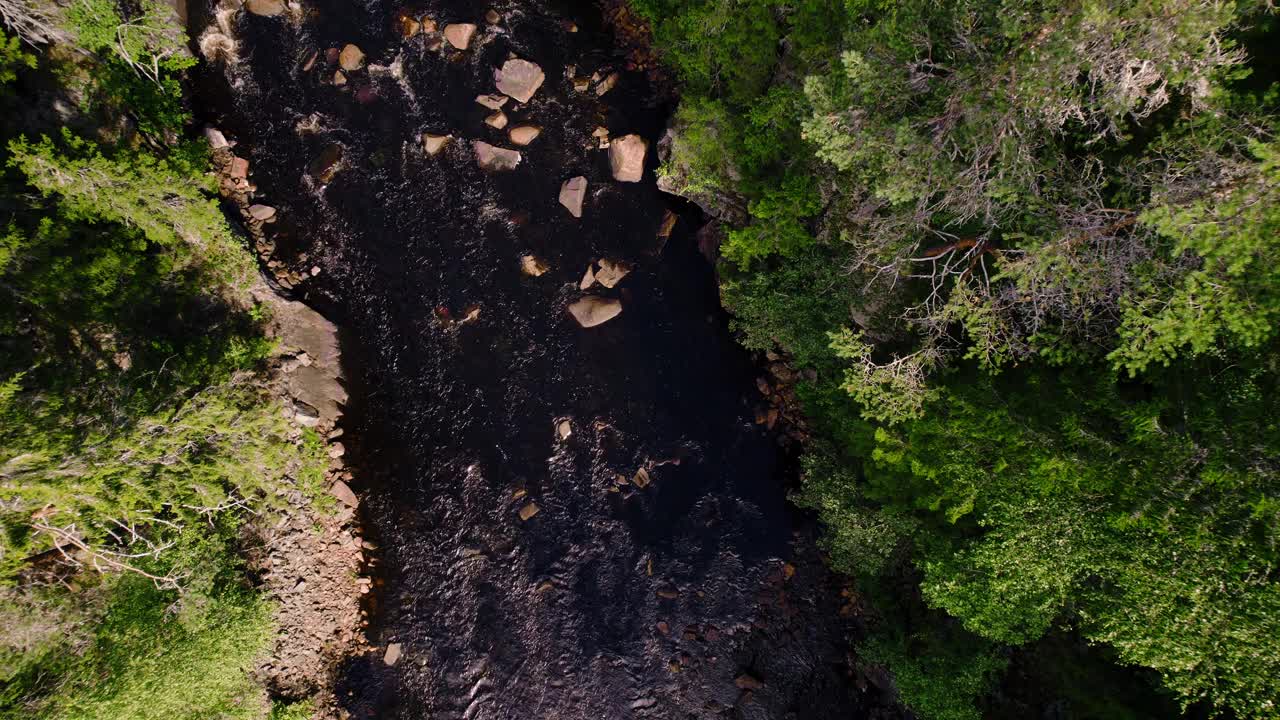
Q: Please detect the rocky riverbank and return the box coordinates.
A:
[207,138,377,715]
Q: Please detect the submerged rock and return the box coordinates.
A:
[508,125,541,145]
[308,144,344,182]
[520,255,549,276]
[472,141,521,172]
[559,176,587,218]
[396,13,420,38]
[609,134,647,182]
[594,72,619,96]
[476,93,508,110]
[495,59,545,103]
[567,296,622,327]
[444,23,476,49]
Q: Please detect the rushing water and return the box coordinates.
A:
[195,1,904,717]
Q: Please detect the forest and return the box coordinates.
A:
[1,0,1277,717]
[633,0,1280,717]
[0,1,323,717]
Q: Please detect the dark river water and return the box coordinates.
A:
[194,1,905,717]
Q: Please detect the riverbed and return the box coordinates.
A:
[195,1,903,717]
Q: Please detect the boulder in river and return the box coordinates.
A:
[396,13,420,38]
[594,72,619,96]
[495,59,545,103]
[422,133,451,156]
[444,23,476,49]
[476,93,508,110]
[308,144,344,182]
[485,9,501,24]
[339,44,365,71]
[559,176,587,218]
[508,125,541,145]
[248,204,277,221]
[520,255,549,276]
[594,258,630,288]
[472,141,521,172]
[383,643,402,666]
[567,296,622,328]
[484,111,508,130]
[609,134,647,182]
[245,0,285,16]
[204,127,229,148]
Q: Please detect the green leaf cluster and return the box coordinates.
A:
[645,0,1280,717]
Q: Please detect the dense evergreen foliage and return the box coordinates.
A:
[0,2,323,714]
[634,0,1280,717]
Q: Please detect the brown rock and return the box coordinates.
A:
[444,23,476,49]
[338,44,365,71]
[332,70,347,86]
[248,204,277,221]
[735,674,764,690]
[558,176,587,218]
[397,14,420,38]
[594,259,629,288]
[495,58,545,103]
[484,111,509,129]
[245,0,285,16]
[520,255,549,276]
[609,134,647,182]
[484,9,501,24]
[518,503,540,521]
[472,141,521,172]
[383,643,402,666]
[330,480,358,508]
[420,16,437,33]
[422,133,451,156]
[204,127,229,148]
[632,467,650,488]
[567,296,622,328]
[594,72,619,96]
[579,265,596,290]
[229,156,250,179]
[308,144,344,182]
[657,210,678,238]
[508,125,541,145]
[476,93,508,110]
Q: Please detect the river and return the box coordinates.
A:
[194,1,904,717]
